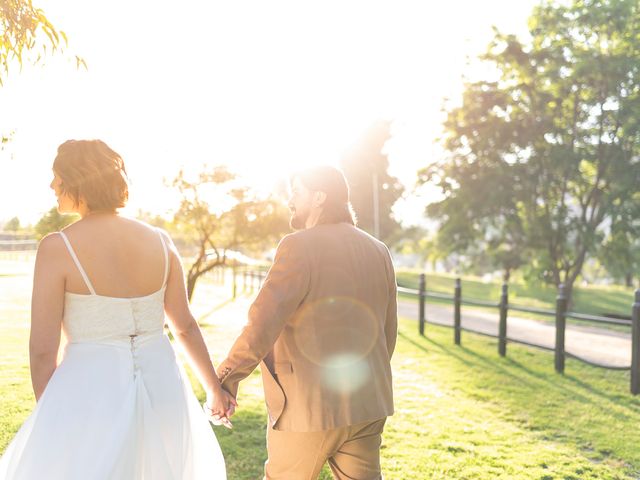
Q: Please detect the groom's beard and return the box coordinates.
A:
[289,210,309,230]
[289,213,309,230]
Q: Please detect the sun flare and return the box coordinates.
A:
[0,0,536,224]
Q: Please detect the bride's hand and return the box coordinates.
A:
[204,388,238,429]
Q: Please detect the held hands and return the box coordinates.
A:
[203,387,237,429]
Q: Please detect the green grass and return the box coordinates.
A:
[1,259,638,479]
[390,322,639,479]
[192,287,639,479]
[197,312,639,479]
[0,258,35,451]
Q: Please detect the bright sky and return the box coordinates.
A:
[0,0,537,226]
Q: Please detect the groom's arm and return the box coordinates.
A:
[217,233,310,397]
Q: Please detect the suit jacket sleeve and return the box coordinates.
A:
[217,234,310,397]
[384,246,398,359]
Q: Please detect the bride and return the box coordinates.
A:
[0,139,233,479]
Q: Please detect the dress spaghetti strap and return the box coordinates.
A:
[59,231,97,295]
[157,229,169,288]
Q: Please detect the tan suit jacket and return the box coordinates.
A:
[218,223,397,432]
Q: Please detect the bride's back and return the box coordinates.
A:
[60,216,168,298]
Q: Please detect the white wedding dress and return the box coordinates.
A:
[0,231,226,479]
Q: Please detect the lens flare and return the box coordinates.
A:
[293,295,379,366]
[321,353,371,394]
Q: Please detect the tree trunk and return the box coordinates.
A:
[626,272,633,288]
[186,258,226,303]
[187,273,198,302]
[563,281,574,312]
[503,268,511,283]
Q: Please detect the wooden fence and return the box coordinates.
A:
[401,274,640,395]
[226,267,640,395]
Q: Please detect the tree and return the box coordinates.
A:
[422,0,640,302]
[171,166,289,301]
[341,120,404,243]
[1,0,72,84]
[2,1,84,153]
[424,168,526,281]
[4,216,20,232]
[34,207,77,238]
[217,187,290,256]
[1,130,13,151]
[598,194,640,287]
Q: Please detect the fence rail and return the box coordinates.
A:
[565,311,631,326]
[402,273,640,395]
[0,239,38,251]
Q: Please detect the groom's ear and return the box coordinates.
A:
[313,190,327,208]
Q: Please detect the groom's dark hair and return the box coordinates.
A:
[292,166,357,226]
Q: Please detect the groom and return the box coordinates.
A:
[217,166,397,479]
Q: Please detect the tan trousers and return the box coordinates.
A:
[264,418,387,480]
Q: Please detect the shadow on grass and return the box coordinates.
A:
[398,323,640,474]
[562,371,640,413]
[400,325,640,420]
[399,329,526,385]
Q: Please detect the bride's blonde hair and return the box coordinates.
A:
[53,139,129,212]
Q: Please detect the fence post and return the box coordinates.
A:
[418,273,426,336]
[555,283,567,374]
[499,283,508,357]
[631,289,640,395]
[454,278,461,345]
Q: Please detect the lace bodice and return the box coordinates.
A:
[63,290,166,342]
[58,230,168,343]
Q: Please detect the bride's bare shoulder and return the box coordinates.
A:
[35,232,66,264]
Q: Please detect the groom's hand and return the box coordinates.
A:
[204,387,238,429]
[221,389,238,418]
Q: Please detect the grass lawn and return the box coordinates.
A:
[389,322,639,479]
[0,255,35,451]
[195,299,640,479]
[1,258,638,479]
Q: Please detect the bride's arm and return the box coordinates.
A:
[30,234,65,401]
[161,232,236,419]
